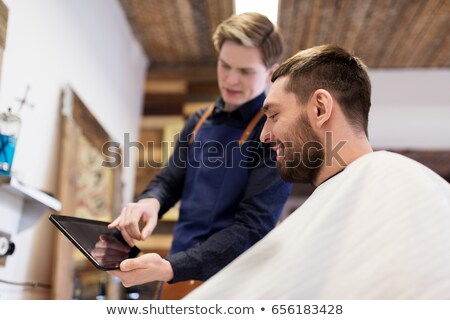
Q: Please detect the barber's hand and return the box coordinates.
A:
[108,198,160,246]
[107,253,174,287]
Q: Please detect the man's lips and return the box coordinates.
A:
[272,142,285,157]
[224,88,241,95]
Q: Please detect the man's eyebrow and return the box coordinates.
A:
[262,103,277,114]
[219,58,256,72]
[219,58,229,66]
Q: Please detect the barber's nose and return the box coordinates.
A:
[226,69,240,84]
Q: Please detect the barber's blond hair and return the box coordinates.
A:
[212,12,284,68]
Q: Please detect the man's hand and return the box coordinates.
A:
[108,198,161,246]
[107,253,174,286]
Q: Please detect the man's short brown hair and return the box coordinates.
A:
[273,44,372,136]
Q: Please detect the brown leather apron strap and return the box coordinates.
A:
[189,106,264,146]
[189,105,214,145]
[238,109,264,146]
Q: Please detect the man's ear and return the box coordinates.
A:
[310,89,333,129]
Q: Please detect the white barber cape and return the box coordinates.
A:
[186,151,450,299]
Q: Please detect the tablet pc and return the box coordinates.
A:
[49,214,140,271]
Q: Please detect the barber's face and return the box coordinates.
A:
[217,41,273,111]
[260,77,324,183]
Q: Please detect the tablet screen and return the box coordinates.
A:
[49,214,140,271]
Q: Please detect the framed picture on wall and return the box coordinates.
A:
[52,85,123,299]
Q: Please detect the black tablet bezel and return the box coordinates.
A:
[49,214,140,271]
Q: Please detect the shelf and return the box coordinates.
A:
[0,175,62,211]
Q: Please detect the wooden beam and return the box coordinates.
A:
[140,115,184,130]
[183,101,214,117]
[145,79,187,94]
[143,92,185,115]
[144,66,219,116]
[147,64,217,84]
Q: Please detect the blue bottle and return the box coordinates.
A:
[0,108,21,175]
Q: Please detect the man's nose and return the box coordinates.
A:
[260,122,273,143]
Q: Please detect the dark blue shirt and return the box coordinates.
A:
[137,92,292,282]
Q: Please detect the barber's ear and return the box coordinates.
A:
[311,89,333,129]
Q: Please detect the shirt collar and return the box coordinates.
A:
[214,92,266,122]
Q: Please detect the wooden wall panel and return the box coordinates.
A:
[278,0,450,68]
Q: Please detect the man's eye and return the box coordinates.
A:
[269,113,278,120]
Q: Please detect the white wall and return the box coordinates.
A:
[369,69,450,149]
[0,0,147,299]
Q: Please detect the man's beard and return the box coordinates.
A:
[277,113,324,184]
